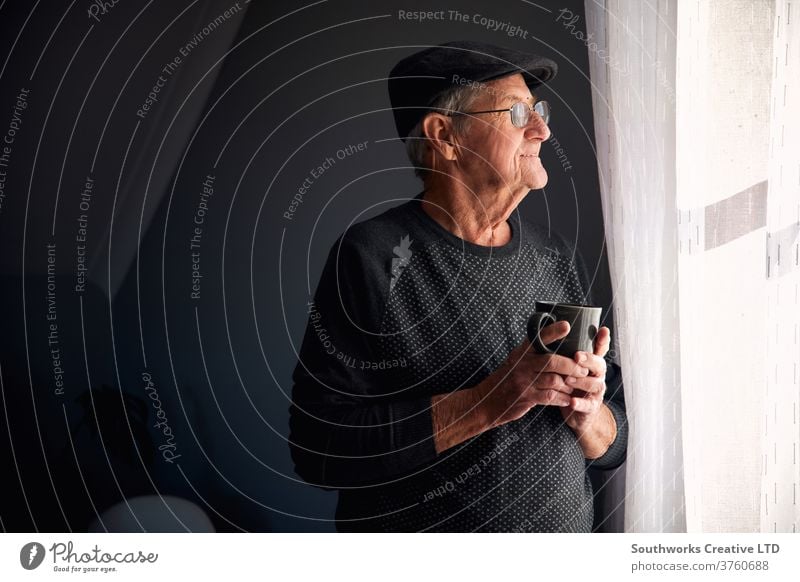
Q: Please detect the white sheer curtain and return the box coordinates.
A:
[763,0,800,533]
[585,0,800,532]
[584,0,684,533]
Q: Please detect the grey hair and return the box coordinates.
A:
[405,84,482,180]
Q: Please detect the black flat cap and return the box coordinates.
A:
[388,40,557,141]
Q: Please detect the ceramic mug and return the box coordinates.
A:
[526,301,601,355]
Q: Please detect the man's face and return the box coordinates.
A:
[453,73,551,193]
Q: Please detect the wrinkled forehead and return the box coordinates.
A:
[478,74,537,106]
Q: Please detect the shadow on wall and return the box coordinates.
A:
[0,274,295,532]
[0,277,217,531]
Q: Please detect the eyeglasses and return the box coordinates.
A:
[451,100,550,128]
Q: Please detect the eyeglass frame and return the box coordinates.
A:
[448,100,551,128]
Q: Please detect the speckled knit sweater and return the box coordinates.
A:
[289,193,627,532]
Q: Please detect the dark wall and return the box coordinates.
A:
[0,0,616,532]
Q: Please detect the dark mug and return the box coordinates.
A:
[527,301,601,355]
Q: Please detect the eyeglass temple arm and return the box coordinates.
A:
[457,107,513,115]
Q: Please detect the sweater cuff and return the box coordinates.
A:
[587,400,628,470]
[383,397,438,476]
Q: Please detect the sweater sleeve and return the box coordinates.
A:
[288,233,438,490]
[552,231,628,470]
[587,360,628,469]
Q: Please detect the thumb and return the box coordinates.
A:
[537,320,571,346]
[594,326,611,357]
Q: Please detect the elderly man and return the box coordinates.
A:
[289,40,627,532]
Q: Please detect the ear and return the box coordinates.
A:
[422,113,459,162]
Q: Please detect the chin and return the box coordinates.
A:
[528,173,549,190]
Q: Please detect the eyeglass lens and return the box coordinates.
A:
[510,101,550,127]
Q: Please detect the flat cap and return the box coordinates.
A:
[388,40,557,140]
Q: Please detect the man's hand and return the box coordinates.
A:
[475,321,591,430]
[559,326,617,458]
[431,322,616,456]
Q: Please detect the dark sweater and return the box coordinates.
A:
[289,194,627,532]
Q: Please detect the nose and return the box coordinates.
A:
[524,111,550,141]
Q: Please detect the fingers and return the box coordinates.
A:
[534,388,572,407]
[572,351,607,377]
[527,352,589,378]
[530,372,574,395]
[565,374,605,394]
[593,326,611,357]
[569,391,604,414]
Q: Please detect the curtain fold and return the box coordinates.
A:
[585,0,799,532]
[585,0,685,533]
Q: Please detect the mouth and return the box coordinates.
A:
[519,153,539,158]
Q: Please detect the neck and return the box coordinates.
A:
[420,177,524,247]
